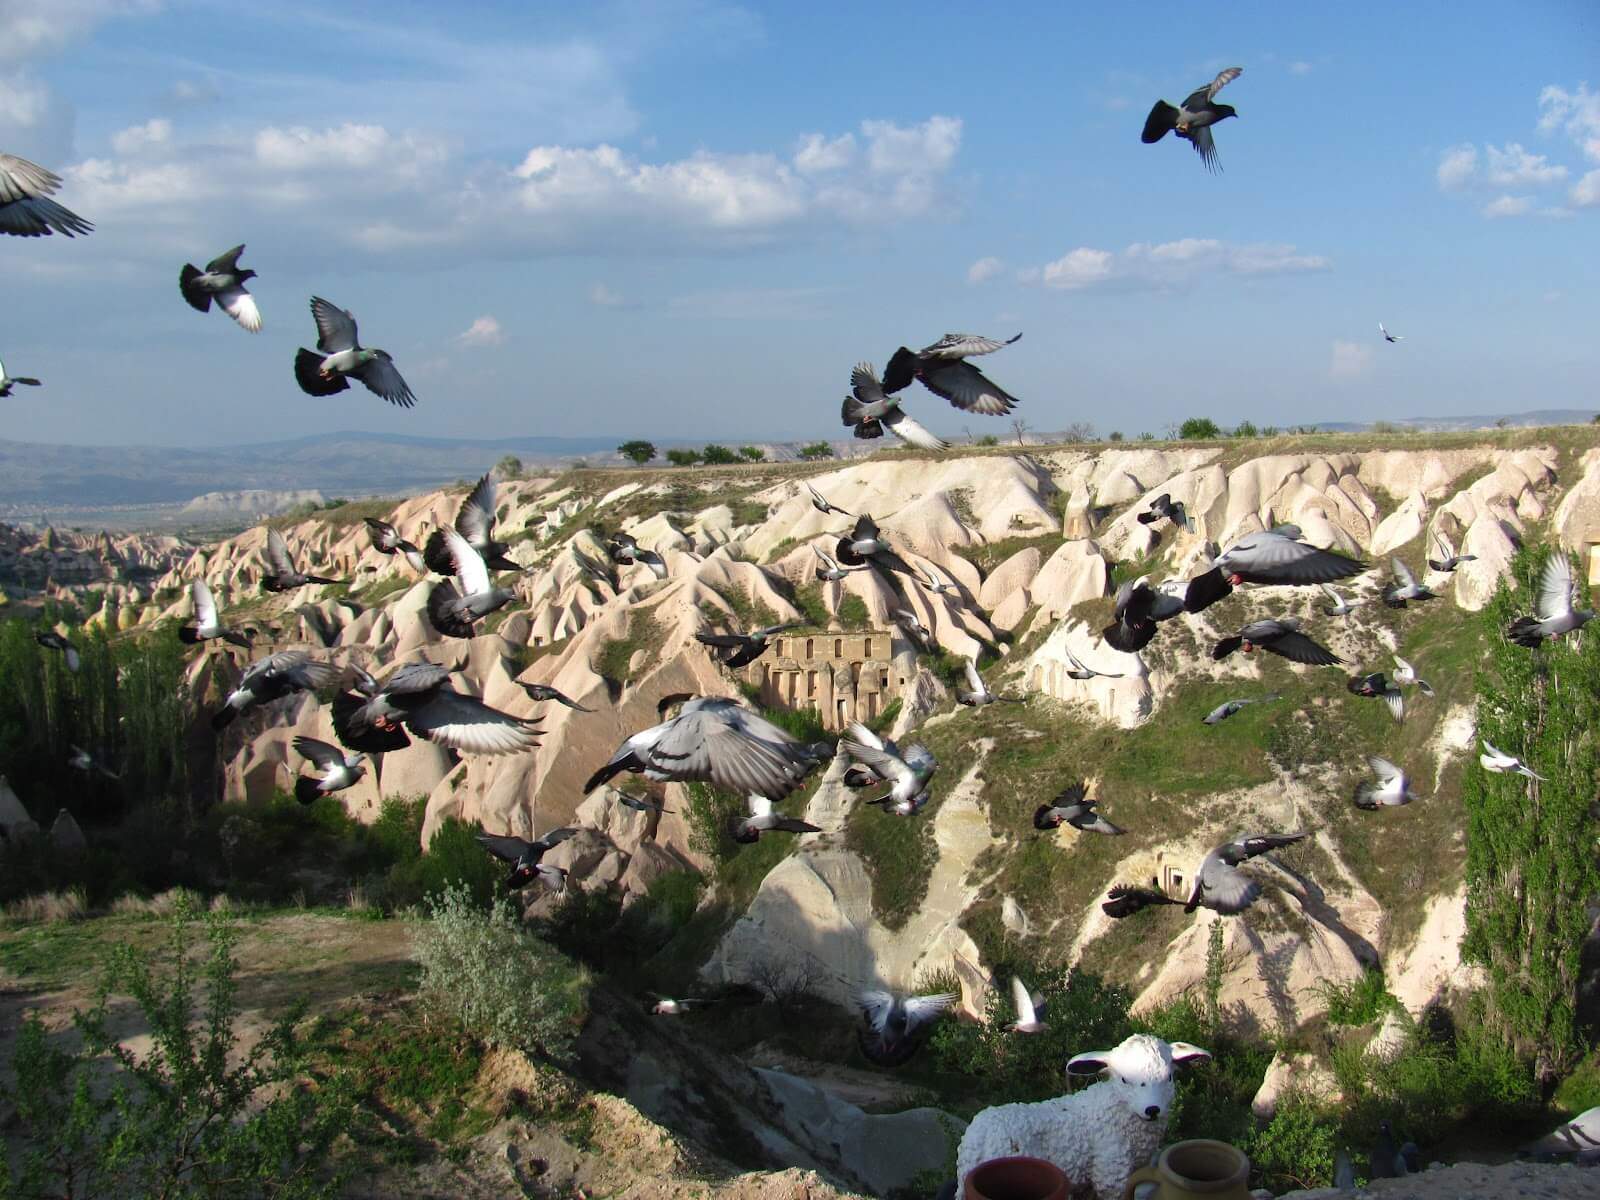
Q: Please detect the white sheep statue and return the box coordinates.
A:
[955,1034,1211,1199]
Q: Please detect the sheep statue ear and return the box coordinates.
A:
[1065,1050,1112,1077]
[1170,1041,1212,1065]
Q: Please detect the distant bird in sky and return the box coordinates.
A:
[1321,583,1360,617]
[1202,694,1280,725]
[0,152,92,237]
[1103,576,1184,653]
[425,474,521,575]
[1105,832,1306,917]
[178,245,261,332]
[836,514,915,576]
[1007,976,1048,1035]
[1137,493,1195,534]
[806,481,851,517]
[426,527,516,638]
[1034,781,1124,835]
[1392,655,1434,696]
[34,630,81,672]
[1427,531,1475,573]
[1063,644,1123,680]
[294,296,416,408]
[881,333,1022,416]
[584,695,828,800]
[1212,618,1342,665]
[730,794,821,843]
[179,579,253,649]
[262,527,340,592]
[842,362,949,451]
[0,355,42,398]
[213,651,339,731]
[1379,323,1404,343]
[1479,739,1545,780]
[1383,559,1437,608]
[1186,526,1365,613]
[956,658,1021,707]
[476,827,577,892]
[516,681,593,712]
[696,621,803,669]
[364,517,426,573]
[1141,67,1243,173]
[842,721,937,815]
[607,531,668,579]
[333,660,539,755]
[1348,672,1405,722]
[859,989,956,1066]
[291,736,365,804]
[1354,756,1418,809]
[68,745,119,780]
[1506,552,1593,646]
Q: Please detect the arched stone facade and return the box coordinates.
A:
[747,630,898,730]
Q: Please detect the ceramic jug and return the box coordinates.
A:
[1121,1139,1251,1200]
[963,1155,1070,1200]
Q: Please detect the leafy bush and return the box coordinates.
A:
[382,817,502,910]
[701,444,739,465]
[665,448,701,467]
[617,440,657,464]
[1231,420,1259,438]
[797,441,834,460]
[738,446,765,462]
[1108,431,1124,442]
[1320,966,1397,1026]
[1178,417,1222,439]
[0,896,353,1198]
[684,781,744,865]
[974,434,999,447]
[1246,1101,1340,1193]
[412,883,589,1061]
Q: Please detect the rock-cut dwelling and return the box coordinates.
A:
[744,630,901,731]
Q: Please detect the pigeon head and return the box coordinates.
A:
[1215,105,1238,121]
[238,268,258,282]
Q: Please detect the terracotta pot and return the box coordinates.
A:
[963,1155,1070,1200]
[1121,1139,1251,1200]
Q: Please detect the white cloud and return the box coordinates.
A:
[588,283,626,307]
[793,132,856,173]
[1538,82,1600,162]
[1482,194,1533,219]
[1571,169,1600,208]
[966,256,1004,285]
[110,117,170,156]
[457,316,504,347]
[0,0,159,65]
[1028,239,1328,292]
[1289,60,1313,75]
[1483,143,1566,187]
[253,123,447,176]
[1437,144,1477,191]
[861,115,961,174]
[1330,340,1373,379]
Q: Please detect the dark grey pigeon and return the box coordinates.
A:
[607,531,668,579]
[332,660,539,756]
[841,362,948,450]
[424,473,520,575]
[836,513,916,576]
[1202,694,1280,725]
[1506,552,1594,646]
[812,544,863,582]
[806,481,851,517]
[0,152,92,237]
[1142,67,1243,173]
[294,296,416,408]
[1034,781,1124,835]
[1427,530,1476,573]
[179,245,260,331]
[858,989,956,1066]
[291,736,365,805]
[179,579,254,649]
[615,790,672,815]
[1137,493,1195,533]
[1211,618,1341,666]
[1383,558,1437,608]
[261,527,340,593]
[696,621,803,669]
[212,651,338,731]
[730,793,821,843]
[1104,831,1306,918]
[881,333,1021,416]
[426,527,516,639]
[34,630,81,673]
[1103,576,1184,652]
[1184,525,1365,613]
[365,517,425,573]
[1348,672,1405,722]
[0,355,43,398]
[517,681,594,712]
[477,826,578,892]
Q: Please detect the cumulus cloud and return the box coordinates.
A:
[1484,143,1566,187]
[110,117,171,156]
[1482,194,1533,219]
[793,131,856,173]
[1436,144,1478,191]
[0,0,159,65]
[1330,340,1373,379]
[1571,169,1600,209]
[1441,83,1600,217]
[457,315,504,347]
[1538,82,1600,162]
[1026,238,1328,292]
[966,256,1004,285]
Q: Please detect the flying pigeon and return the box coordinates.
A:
[840,725,901,789]
[1479,739,1544,780]
[34,630,81,672]
[836,514,916,576]
[1379,323,1403,344]
[649,996,719,1016]
[893,608,933,648]
[956,658,1021,707]
[1211,618,1342,665]
[1383,559,1437,608]
[584,695,829,801]
[426,527,517,638]
[1063,645,1124,680]
[476,827,578,892]
[1136,493,1195,534]
[1106,831,1306,918]
[1033,781,1124,835]
[1518,1104,1600,1157]
[212,651,339,731]
[261,527,340,593]
[1184,526,1365,613]
[1321,583,1360,617]
[880,333,1022,417]
[1354,756,1417,809]
[806,481,851,517]
[0,152,93,237]
[1391,655,1434,696]
[68,745,119,780]
[1506,552,1593,646]
[858,989,956,1066]
[696,621,803,669]
[1103,576,1185,652]
[364,518,425,573]
[1007,976,1048,1035]
[1202,694,1280,725]
[841,721,937,815]
[812,544,862,582]
[0,356,42,399]
[607,531,668,579]
[294,296,416,408]
[614,789,672,815]
[179,579,253,649]
[291,736,366,805]
[1348,672,1405,722]
[1141,67,1243,173]
[516,681,594,712]
[916,562,958,596]
[730,794,821,844]
[1427,531,1475,573]
[332,660,540,755]
[841,362,949,451]
[178,245,261,332]
[424,474,521,575]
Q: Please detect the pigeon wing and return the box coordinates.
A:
[456,474,497,548]
[477,833,535,863]
[217,285,262,333]
[0,153,62,201]
[1191,124,1222,173]
[1392,558,1418,590]
[1263,630,1342,666]
[648,700,813,799]
[1367,756,1403,785]
[1010,976,1038,1025]
[408,690,539,755]
[881,407,950,450]
[917,359,1018,415]
[265,527,295,577]
[1535,553,1575,622]
[0,196,92,237]
[351,351,417,408]
[383,660,454,695]
[293,735,347,769]
[191,579,220,628]
[1207,66,1243,99]
[440,527,491,596]
[918,332,1021,359]
[904,993,957,1030]
[309,296,358,353]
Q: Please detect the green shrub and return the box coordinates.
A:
[1320,966,1397,1026]
[1246,1101,1340,1193]
[666,448,701,466]
[412,883,589,1061]
[384,818,502,910]
[1178,417,1222,439]
[738,446,765,462]
[798,442,834,460]
[701,444,739,465]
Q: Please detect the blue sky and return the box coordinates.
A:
[3,0,1597,447]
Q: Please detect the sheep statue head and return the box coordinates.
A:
[1066,1034,1212,1124]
